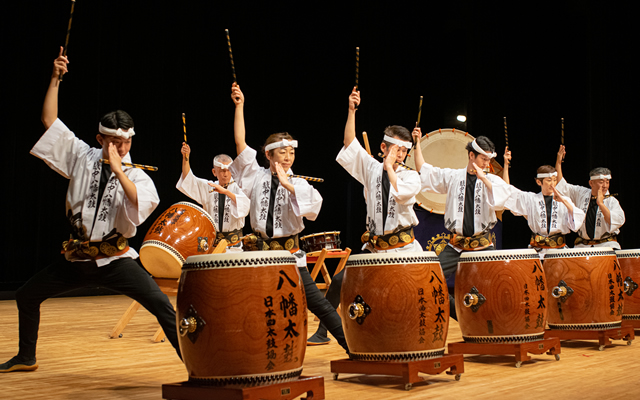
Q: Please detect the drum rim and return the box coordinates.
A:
[346,251,439,267]
[544,247,616,259]
[171,201,216,228]
[185,250,293,264]
[614,249,640,257]
[459,248,538,260]
[300,231,340,240]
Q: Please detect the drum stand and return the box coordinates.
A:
[447,337,562,368]
[330,354,464,391]
[544,324,635,351]
[162,376,324,400]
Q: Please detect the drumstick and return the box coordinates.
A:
[182,113,188,161]
[561,117,565,163]
[59,0,76,82]
[362,131,372,156]
[209,174,323,192]
[354,47,360,110]
[503,116,511,167]
[100,159,158,171]
[416,96,423,128]
[225,29,237,83]
[378,153,416,171]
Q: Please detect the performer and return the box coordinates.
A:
[177,144,250,251]
[0,48,180,373]
[308,87,422,346]
[228,83,348,353]
[412,128,511,319]
[503,149,585,258]
[554,145,625,249]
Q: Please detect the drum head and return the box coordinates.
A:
[406,128,503,214]
[139,243,184,279]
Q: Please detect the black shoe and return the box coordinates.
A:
[0,356,38,373]
[307,331,331,346]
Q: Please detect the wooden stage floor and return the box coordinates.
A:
[1,295,638,399]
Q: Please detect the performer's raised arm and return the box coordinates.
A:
[411,126,425,171]
[555,145,565,182]
[344,86,360,147]
[502,147,511,184]
[232,83,247,155]
[42,46,68,129]
[181,142,191,180]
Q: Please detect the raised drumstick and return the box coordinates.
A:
[182,113,188,161]
[561,117,565,163]
[504,116,511,167]
[59,0,76,82]
[225,29,237,83]
[362,131,372,156]
[354,47,360,110]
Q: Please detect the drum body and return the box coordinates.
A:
[340,252,449,362]
[140,202,216,279]
[544,247,622,330]
[177,251,307,386]
[615,249,640,328]
[456,249,546,343]
[300,231,341,252]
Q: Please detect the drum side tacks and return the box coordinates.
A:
[551,280,574,302]
[348,295,371,324]
[462,286,486,313]
[624,276,638,296]
[179,304,207,344]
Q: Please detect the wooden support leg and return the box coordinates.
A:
[109,301,142,339]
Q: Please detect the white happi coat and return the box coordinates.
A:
[176,170,249,233]
[336,139,422,253]
[505,187,585,255]
[30,119,160,266]
[555,177,625,249]
[419,164,511,247]
[230,146,322,265]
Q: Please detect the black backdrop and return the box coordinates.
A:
[3,1,636,291]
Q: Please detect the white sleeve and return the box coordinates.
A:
[562,196,585,232]
[391,170,421,205]
[504,185,530,217]
[487,174,513,210]
[336,139,378,186]
[229,146,260,198]
[418,163,454,194]
[289,179,323,221]
[30,118,91,179]
[176,169,213,205]
[230,184,251,219]
[605,198,625,233]
[122,169,160,226]
[555,177,585,203]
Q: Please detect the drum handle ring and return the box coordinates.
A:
[179,317,198,336]
[624,276,638,296]
[551,280,574,303]
[347,295,371,324]
[462,286,485,312]
[348,303,364,319]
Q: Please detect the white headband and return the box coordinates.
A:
[383,135,413,149]
[265,139,298,151]
[98,123,135,139]
[590,174,611,180]
[214,160,233,169]
[537,172,557,178]
[471,139,496,158]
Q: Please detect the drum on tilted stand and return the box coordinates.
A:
[543,247,635,350]
[615,249,640,329]
[300,231,341,252]
[447,249,561,368]
[162,251,324,400]
[330,252,464,391]
[140,202,216,279]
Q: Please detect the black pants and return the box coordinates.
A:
[15,257,181,360]
[298,266,348,351]
[437,245,495,321]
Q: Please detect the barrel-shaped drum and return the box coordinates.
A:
[340,252,449,362]
[544,247,622,330]
[140,202,216,279]
[615,249,640,328]
[177,251,307,386]
[456,249,546,343]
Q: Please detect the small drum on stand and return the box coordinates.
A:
[340,252,449,361]
[177,251,307,386]
[456,249,547,343]
[300,231,341,253]
[615,249,640,328]
[140,202,216,279]
[544,247,623,330]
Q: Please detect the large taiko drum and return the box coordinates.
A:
[340,252,449,362]
[139,202,216,279]
[456,249,546,343]
[615,249,640,328]
[405,128,503,213]
[544,247,623,330]
[177,251,307,386]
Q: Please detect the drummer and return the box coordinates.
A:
[228,83,349,353]
[1,48,181,373]
[502,149,585,258]
[412,128,511,320]
[554,145,625,249]
[177,144,250,251]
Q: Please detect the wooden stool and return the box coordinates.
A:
[109,240,228,342]
[306,248,351,290]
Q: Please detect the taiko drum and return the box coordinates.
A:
[340,252,449,362]
[300,231,341,253]
[615,249,640,328]
[139,202,216,279]
[177,251,307,386]
[456,249,547,343]
[544,247,623,330]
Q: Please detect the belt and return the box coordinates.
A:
[62,233,129,261]
[243,233,300,253]
[450,231,492,251]
[216,228,243,246]
[530,233,566,249]
[361,226,415,251]
[575,234,617,247]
